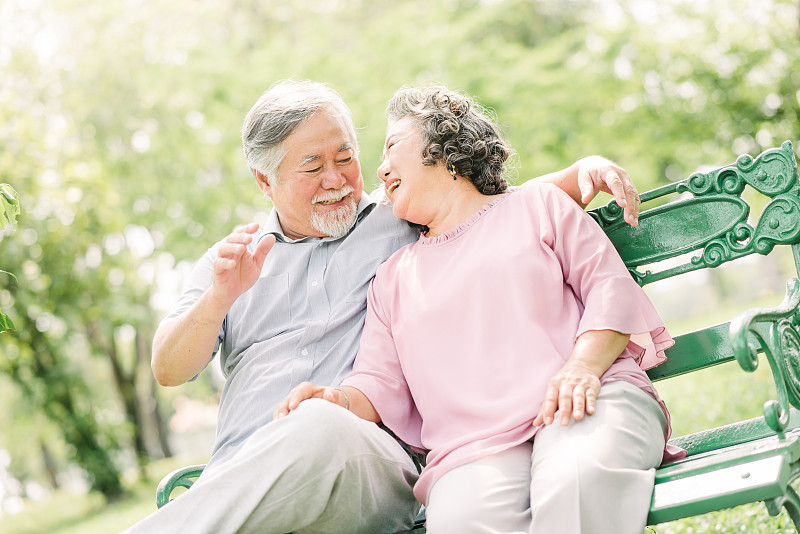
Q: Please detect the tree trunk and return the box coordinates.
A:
[5,313,124,499]
[87,321,149,468]
[40,441,58,489]
[136,326,173,459]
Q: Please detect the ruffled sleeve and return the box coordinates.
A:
[536,184,675,370]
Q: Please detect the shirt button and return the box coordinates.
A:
[311,279,318,287]
[301,348,309,356]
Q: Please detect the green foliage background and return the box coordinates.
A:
[0,0,799,529]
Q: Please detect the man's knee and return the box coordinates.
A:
[256,399,384,466]
[284,399,365,442]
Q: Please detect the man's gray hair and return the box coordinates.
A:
[242,80,358,180]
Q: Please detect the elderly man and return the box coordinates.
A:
[124,80,639,534]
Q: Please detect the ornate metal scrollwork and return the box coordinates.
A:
[760,318,800,434]
[752,195,800,255]
[589,200,625,227]
[590,141,799,286]
[729,279,800,435]
[690,221,754,268]
[684,141,798,199]
[695,239,730,268]
[736,140,799,197]
[763,399,789,435]
[777,319,800,410]
[683,167,746,197]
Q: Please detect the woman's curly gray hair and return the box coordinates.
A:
[386,85,511,195]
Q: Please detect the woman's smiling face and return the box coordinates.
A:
[377,116,444,225]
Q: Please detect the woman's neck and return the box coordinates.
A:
[424,183,502,237]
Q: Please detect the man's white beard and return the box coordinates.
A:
[311,195,358,238]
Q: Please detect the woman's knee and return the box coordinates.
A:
[426,448,531,534]
[427,494,528,534]
[425,495,484,534]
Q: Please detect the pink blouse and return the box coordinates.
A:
[342,181,681,505]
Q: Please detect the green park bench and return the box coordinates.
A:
[156,140,800,532]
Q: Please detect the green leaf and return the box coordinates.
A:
[0,184,20,231]
[0,310,14,333]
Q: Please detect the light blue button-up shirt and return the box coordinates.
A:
[165,189,419,466]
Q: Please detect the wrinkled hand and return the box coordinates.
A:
[533,361,602,427]
[273,381,345,420]
[212,222,276,307]
[576,156,640,227]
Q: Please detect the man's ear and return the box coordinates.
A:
[253,169,273,199]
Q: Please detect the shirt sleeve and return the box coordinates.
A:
[535,183,674,370]
[162,244,224,379]
[341,275,425,450]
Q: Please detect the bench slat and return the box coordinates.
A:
[650,452,794,524]
[647,323,734,382]
[668,410,800,457]
[649,431,800,524]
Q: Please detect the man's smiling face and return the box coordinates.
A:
[257,105,364,240]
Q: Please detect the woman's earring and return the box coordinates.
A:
[448,164,457,180]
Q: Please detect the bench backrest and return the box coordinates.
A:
[589,140,800,382]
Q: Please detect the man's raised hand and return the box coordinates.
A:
[212,222,276,307]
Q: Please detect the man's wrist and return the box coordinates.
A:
[203,286,238,315]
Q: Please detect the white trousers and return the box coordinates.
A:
[122,399,420,534]
[425,381,667,534]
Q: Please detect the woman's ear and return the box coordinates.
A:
[253,169,273,199]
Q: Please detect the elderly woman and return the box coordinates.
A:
[275,85,681,534]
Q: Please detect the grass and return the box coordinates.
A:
[0,456,203,534]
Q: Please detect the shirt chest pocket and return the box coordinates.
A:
[331,253,393,305]
[330,236,409,304]
[226,273,291,350]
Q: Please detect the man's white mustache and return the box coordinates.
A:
[313,185,355,204]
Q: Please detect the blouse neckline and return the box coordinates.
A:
[418,189,516,246]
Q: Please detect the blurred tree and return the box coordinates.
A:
[569,0,800,186]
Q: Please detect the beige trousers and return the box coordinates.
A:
[122,399,420,534]
[425,380,667,534]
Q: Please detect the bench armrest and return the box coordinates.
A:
[156,464,206,508]
[729,278,800,435]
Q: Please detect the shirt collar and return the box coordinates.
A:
[260,192,377,244]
